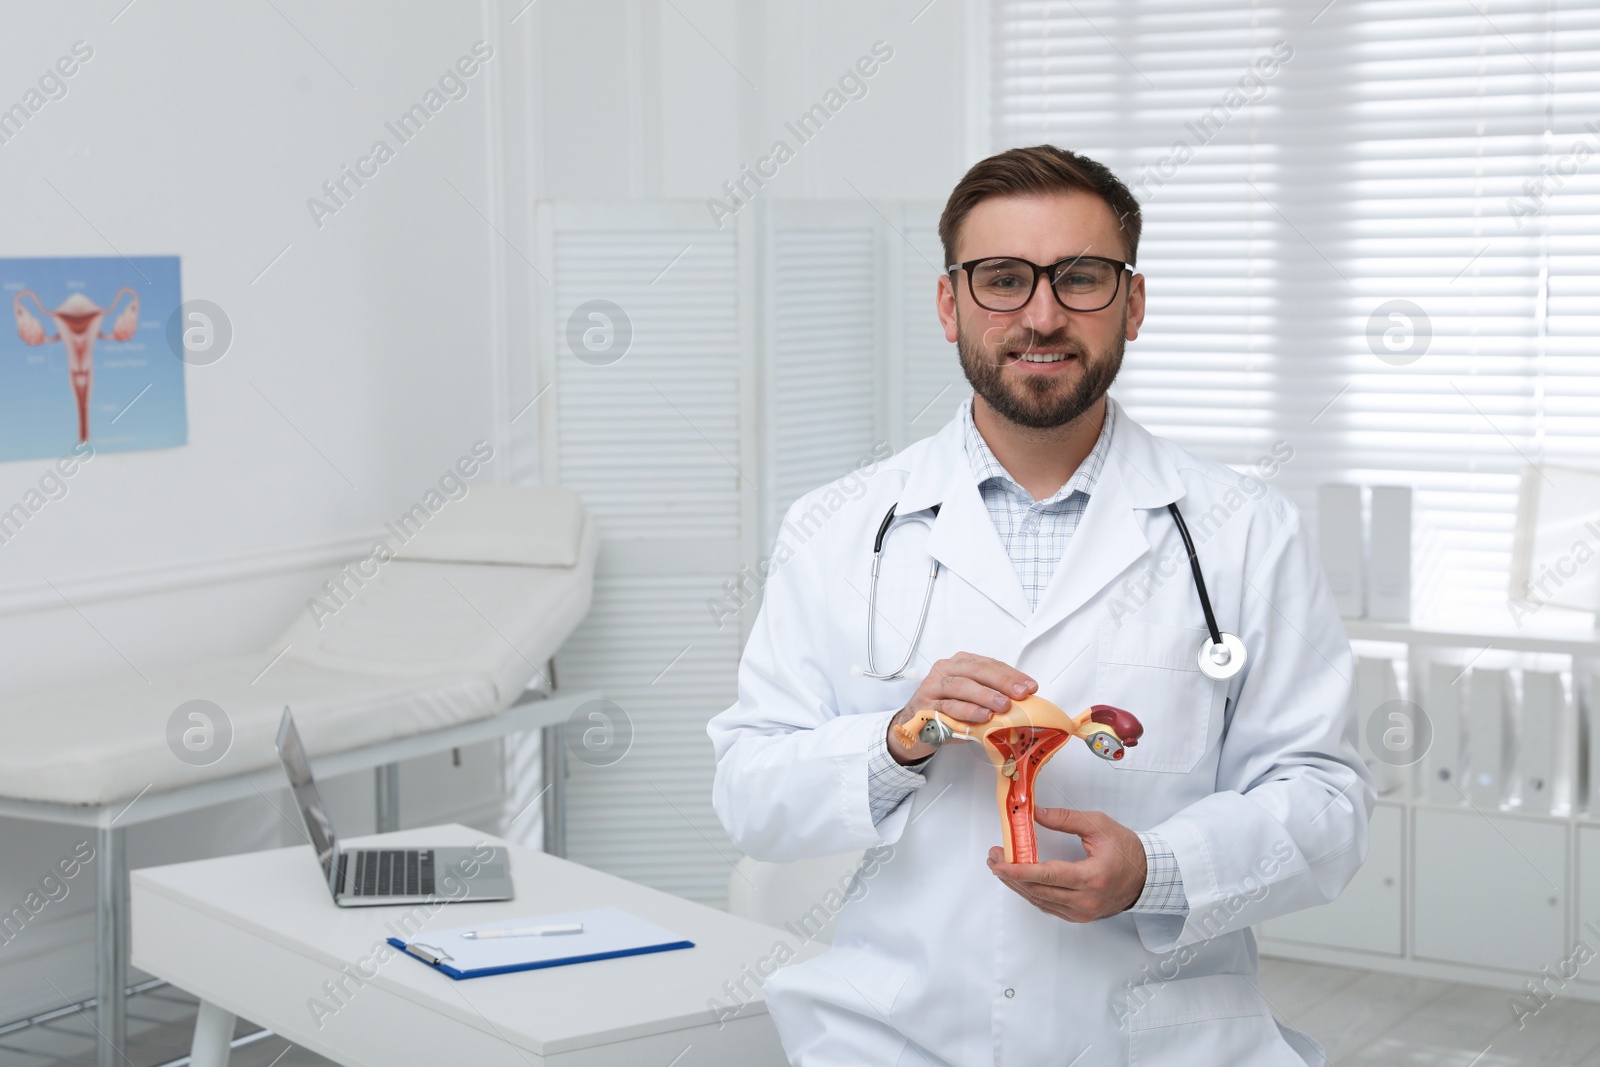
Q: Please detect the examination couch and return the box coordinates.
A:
[0,484,599,1067]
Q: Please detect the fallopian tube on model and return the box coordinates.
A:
[14,288,139,443]
[893,694,1143,863]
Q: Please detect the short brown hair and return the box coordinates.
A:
[938,145,1142,268]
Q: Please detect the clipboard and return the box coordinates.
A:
[388,905,695,980]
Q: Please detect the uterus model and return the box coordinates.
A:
[14,288,140,443]
[894,695,1144,864]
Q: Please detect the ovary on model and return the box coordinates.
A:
[14,288,139,443]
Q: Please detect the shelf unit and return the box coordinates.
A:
[1257,620,1600,1001]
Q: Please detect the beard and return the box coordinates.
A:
[956,308,1126,430]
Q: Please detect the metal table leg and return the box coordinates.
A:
[375,762,400,833]
[541,722,567,857]
[95,822,127,1067]
[189,999,237,1067]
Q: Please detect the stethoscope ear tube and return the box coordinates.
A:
[872,504,900,554]
[1166,502,1222,646]
[859,503,943,680]
[859,499,1246,683]
[1167,502,1247,682]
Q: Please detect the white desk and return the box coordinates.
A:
[131,824,813,1066]
[0,685,597,1067]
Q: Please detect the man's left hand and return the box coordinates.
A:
[987,807,1147,922]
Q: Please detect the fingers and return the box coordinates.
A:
[924,674,1012,724]
[897,654,1038,762]
[990,812,1148,921]
[946,652,1036,701]
[988,853,1115,921]
[915,654,1036,724]
[1033,806,1098,833]
[990,856,1095,892]
[989,868,1099,921]
[1033,807,1145,876]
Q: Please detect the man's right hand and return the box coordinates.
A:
[888,653,1037,765]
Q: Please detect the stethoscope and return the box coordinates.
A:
[857,503,943,681]
[854,501,1248,684]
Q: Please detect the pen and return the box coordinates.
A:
[460,923,584,939]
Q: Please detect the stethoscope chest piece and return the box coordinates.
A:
[1197,632,1247,681]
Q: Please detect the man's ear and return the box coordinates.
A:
[937,273,961,344]
[1125,272,1145,342]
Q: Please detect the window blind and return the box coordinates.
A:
[535,202,961,905]
[537,202,754,905]
[993,0,1600,624]
[764,203,883,546]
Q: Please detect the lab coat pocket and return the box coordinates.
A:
[1125,973,1315,1066]
[810,945,914,1018]
[1096,621,1223,774]
[764,945,916,1066]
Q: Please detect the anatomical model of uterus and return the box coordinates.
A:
[895,695,1144,864]
[14,288,139,443]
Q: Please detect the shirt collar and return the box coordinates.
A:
[960,395,1117,507]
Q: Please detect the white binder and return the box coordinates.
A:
[1424,660,1465,805]
[1583,670,1600,817]
[1355,656,1405,796]
[1367,486,1412,622]
[1318,484,1365,619]
[1466,668,1510,809]
[1518,670,1564,815]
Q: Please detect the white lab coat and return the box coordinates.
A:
[707,398,1374,1067]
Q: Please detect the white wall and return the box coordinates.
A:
[0,1,512,684]
[534,0,976,205]
[0,0,522,1013]
[522,0,980,904]
[0,0,983,1013]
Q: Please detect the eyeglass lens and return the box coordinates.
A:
[968,257,1121,312]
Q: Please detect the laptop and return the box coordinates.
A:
[275,707,514,907]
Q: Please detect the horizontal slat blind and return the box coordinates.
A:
[995,1,1289,464]
[546,209,749,905]
[899,204,969,441]
[766,210,881,542]
[993,0,1600,623]
[1320,2,1549,616]
[557,574,744,904]
[555,229,742,541]
[1546,3,1600,475]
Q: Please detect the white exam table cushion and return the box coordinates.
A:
[0,656,495,807]
[275,513,597,703]
[1,489,597,808]
[392,485,587,567]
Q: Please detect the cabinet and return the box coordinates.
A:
[1413,808,1565,973]
[1574,826,1600,983]
[1258,803,1403,955]
[1257,621,1600,996]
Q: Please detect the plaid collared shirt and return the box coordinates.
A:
[865,398,1188,916]
[962,396,1114,611]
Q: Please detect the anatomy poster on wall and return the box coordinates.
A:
[1,255,187,462]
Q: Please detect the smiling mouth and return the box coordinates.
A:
[1004,348,1079,364]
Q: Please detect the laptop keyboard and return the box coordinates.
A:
[346,849,435,897]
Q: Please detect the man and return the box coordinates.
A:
[708,145,1372,1066]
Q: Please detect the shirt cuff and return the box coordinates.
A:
[1128,830,1189,915]
[867,710,930,823]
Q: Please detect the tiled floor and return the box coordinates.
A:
[0,984,335,1067]
[1259,956,1600,1065]
[7,958,1600,1066]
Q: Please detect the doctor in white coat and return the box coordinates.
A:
[707,144,1374,1067]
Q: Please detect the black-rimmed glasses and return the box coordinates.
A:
[947,254,1132,313]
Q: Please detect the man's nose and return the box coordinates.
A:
[1018,273,1073,335]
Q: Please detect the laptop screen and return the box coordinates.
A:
[275,708,339,890]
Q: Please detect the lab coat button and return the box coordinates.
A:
[1004,987,1015,998]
